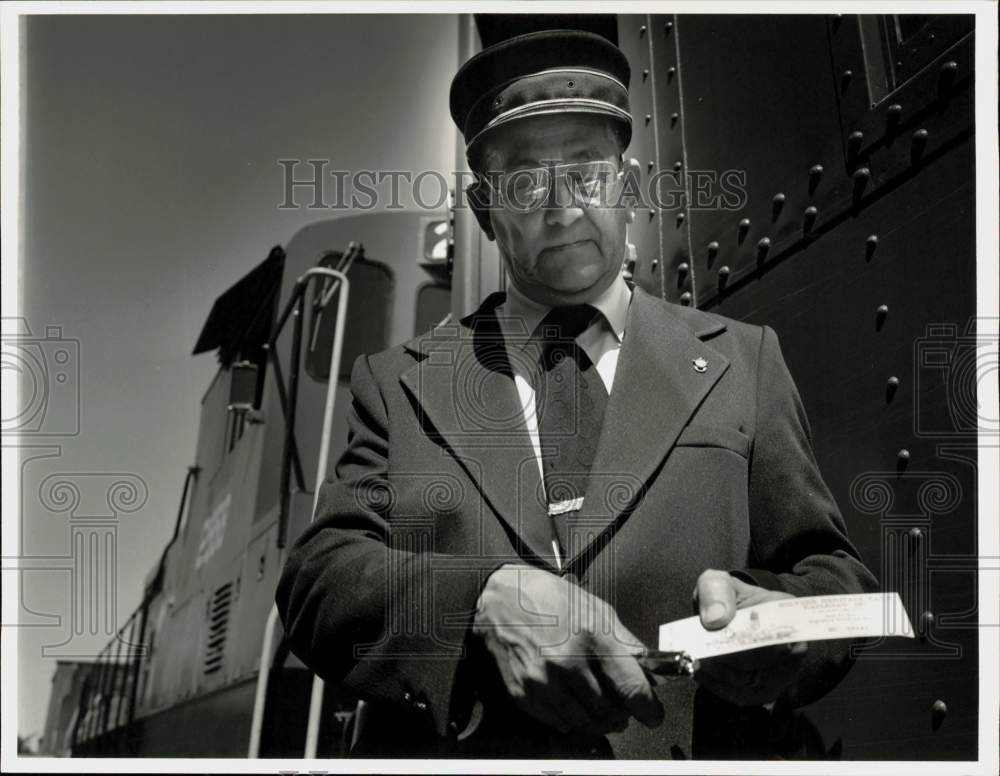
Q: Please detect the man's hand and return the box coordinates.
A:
[692,569,808,706]
[473,564,664,736]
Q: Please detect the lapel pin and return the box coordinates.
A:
[692,357,708,373]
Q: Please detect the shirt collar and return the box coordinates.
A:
[496,271,632,352]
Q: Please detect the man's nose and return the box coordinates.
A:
[543,175,585,227]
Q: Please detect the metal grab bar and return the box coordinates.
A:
[274,261,356,549]
[248,264,350,758]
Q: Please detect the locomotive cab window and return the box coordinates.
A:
[306,253,394,383]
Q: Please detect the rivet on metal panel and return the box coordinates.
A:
[771,193,786,222]
[897,448,910,463]
[803,206,818,234]
[866,234,879,260]
[939,60,958,94]
[673,160,683,172]
[737,218,751,244]
[808,164,824,195]
[680,291,692,305]
[667,66,676,82]
[664,20,674,35]
[908,526,922,543]
[840,69,853,91]
[895,59,903,70]
[676,212,686,227]
[886,375,899,402]
[648,160,655,172]
[920,610,934,636]
[852,167,870,201]
[887,103,903,132]
[876,303,889,330]
[718,265,730,289]
[677,261,690,277]
[707,241,720,265]
[670,112,680,127]
[650,259,659,271]
[645,113,652,126]
[928,32,936,44]
[642,69,650,82]
[847,131,864,161]
[756,237,771,261]
[648,208,656,221]
[931,700,947,731]
[639,24,647,37]
[911,128,929,165]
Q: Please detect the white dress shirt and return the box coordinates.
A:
[494,272,633,484]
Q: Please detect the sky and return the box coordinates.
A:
[13,12,458,740]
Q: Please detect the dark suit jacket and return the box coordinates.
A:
[276,285,878,759]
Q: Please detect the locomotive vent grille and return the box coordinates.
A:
[203,581,234,675]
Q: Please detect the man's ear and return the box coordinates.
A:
[466,180,496,241]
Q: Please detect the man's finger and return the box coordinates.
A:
[559,661,626,732]
[694,569,737,630]
[593,624,664,728]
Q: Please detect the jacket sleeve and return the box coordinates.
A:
[735,324,879,707]
[275,353,483,738]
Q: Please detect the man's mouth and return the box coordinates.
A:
[545,239,590,252]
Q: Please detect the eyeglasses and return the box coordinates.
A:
[481,160,623,213]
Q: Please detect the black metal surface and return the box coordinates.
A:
[662,15,977,759]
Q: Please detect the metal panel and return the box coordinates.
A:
[694,43,977,759]
[678,15,847,308]
[617,14,663,298]
[650,14,694,305]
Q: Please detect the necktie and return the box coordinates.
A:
[533,305,609,563]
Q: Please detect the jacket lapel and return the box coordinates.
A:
[571,288,731,567]
[399,295,558,569]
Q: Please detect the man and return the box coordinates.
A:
[276,29,878,759]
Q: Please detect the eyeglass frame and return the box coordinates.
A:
[474,158,627,214]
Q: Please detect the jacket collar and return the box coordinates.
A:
[400,286,730,572]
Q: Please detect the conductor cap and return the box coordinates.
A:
[449,29,632,170]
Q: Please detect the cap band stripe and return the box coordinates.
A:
[466,98,632,152]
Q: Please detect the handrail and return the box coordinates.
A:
[263,344,307,492]
[248,263,351,758]
[275,266,351,549]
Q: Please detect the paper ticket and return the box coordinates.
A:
[658,592,914,660]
